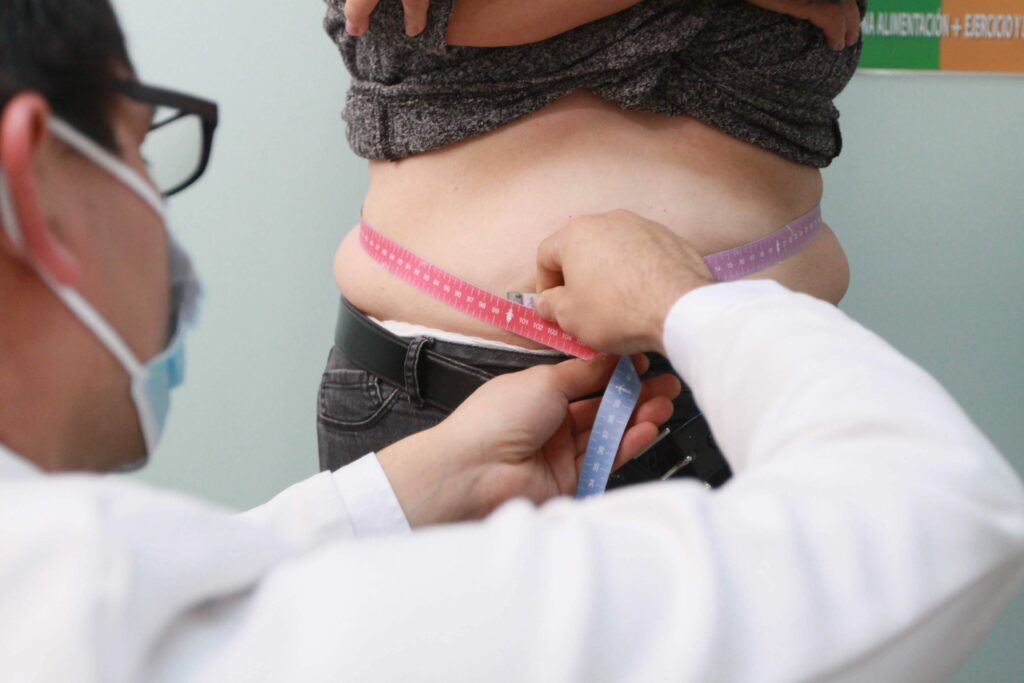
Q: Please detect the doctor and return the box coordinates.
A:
[1,2,1023,682]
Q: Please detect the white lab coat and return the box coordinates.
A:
[1,281,1022,682]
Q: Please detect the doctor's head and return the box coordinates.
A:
[0,0,215,473]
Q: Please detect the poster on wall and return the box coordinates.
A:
[860,0,1024,73]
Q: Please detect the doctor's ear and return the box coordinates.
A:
[0,93,79,285]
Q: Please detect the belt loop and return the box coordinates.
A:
[403,337,434,408]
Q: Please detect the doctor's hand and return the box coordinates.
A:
[377,354,680,527]
[536,210,714,357]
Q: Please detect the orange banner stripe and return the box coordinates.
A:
[941,0,1024,72]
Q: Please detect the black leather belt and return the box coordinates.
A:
[334,298,732,489]
[334,298,498,412]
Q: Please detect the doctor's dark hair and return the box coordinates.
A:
[0,0,133,151]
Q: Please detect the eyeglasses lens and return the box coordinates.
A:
[142,107,204,195]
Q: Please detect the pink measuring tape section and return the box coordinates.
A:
[359,222,599,359]
[359,205,822,351]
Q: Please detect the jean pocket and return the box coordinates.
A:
[317,367,400,431]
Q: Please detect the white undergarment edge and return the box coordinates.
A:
[371,317,566,355]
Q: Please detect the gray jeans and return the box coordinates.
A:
[317,339,568,471]
[317,315,730,489]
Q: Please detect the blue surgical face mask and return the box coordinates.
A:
[0,117,201,465]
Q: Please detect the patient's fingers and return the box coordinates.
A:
[843,0,861,47]
[747,0,858,51]
[805,1,860,51]
[403,0,431,35]
[345,0,432,37]
[344,0,380,36]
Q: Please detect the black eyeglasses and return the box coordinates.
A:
[112,79,219,197]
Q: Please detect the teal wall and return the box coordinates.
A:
[824,75,1024,682]
[119,0,348,508]
[115,1,1022,679]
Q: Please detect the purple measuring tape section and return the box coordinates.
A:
[360,206,823,498]
[704,206,822,282]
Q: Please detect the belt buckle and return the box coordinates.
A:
[656,414,727,488]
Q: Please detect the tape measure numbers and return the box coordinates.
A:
[704,206,822,282]
[360,225,596,359]
[575,356,642,499]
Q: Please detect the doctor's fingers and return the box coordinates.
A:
[538,286,645,356]
[571,393,675,443]
[535,285,599,344]
[574,422,663,475]
[535,232,567,294]
[544,354,650,404]
[567,374,680,432]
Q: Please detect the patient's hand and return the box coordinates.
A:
[343,0,860,50]
[344,0,430,37]
[747,0,862,50]
[343,1,649,47]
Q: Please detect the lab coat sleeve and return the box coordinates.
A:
[237,453,410,547]
[0,454,405,683]
[143,280,1024,683]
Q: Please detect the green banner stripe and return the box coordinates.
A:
[860,0,944,70]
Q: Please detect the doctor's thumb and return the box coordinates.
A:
[536,286,567,323]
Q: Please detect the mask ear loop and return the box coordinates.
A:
[3,117,166,245]
[48,118,166,220]
[3,165,156,456]
[0,157,147,380]
[50,117,202,457]
[0,171,25,251]
[38,117,174,375]
[3,118,183,457]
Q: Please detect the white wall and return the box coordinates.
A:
[824,74,1024,683]
[115,1,1023,679]
[117,0,361,507]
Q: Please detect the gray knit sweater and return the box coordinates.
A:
[324,0,863,167]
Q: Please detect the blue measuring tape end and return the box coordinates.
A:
[575,356,642,499]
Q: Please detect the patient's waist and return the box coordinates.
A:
[362,94,823,255]
[340,101,837,346]
[357,166,824,293]
[335,201,843,350]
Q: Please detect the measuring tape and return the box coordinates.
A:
[359,205,822,498]
[359,226,597,359]
[704,206,822,281]
[574,355,641,498]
